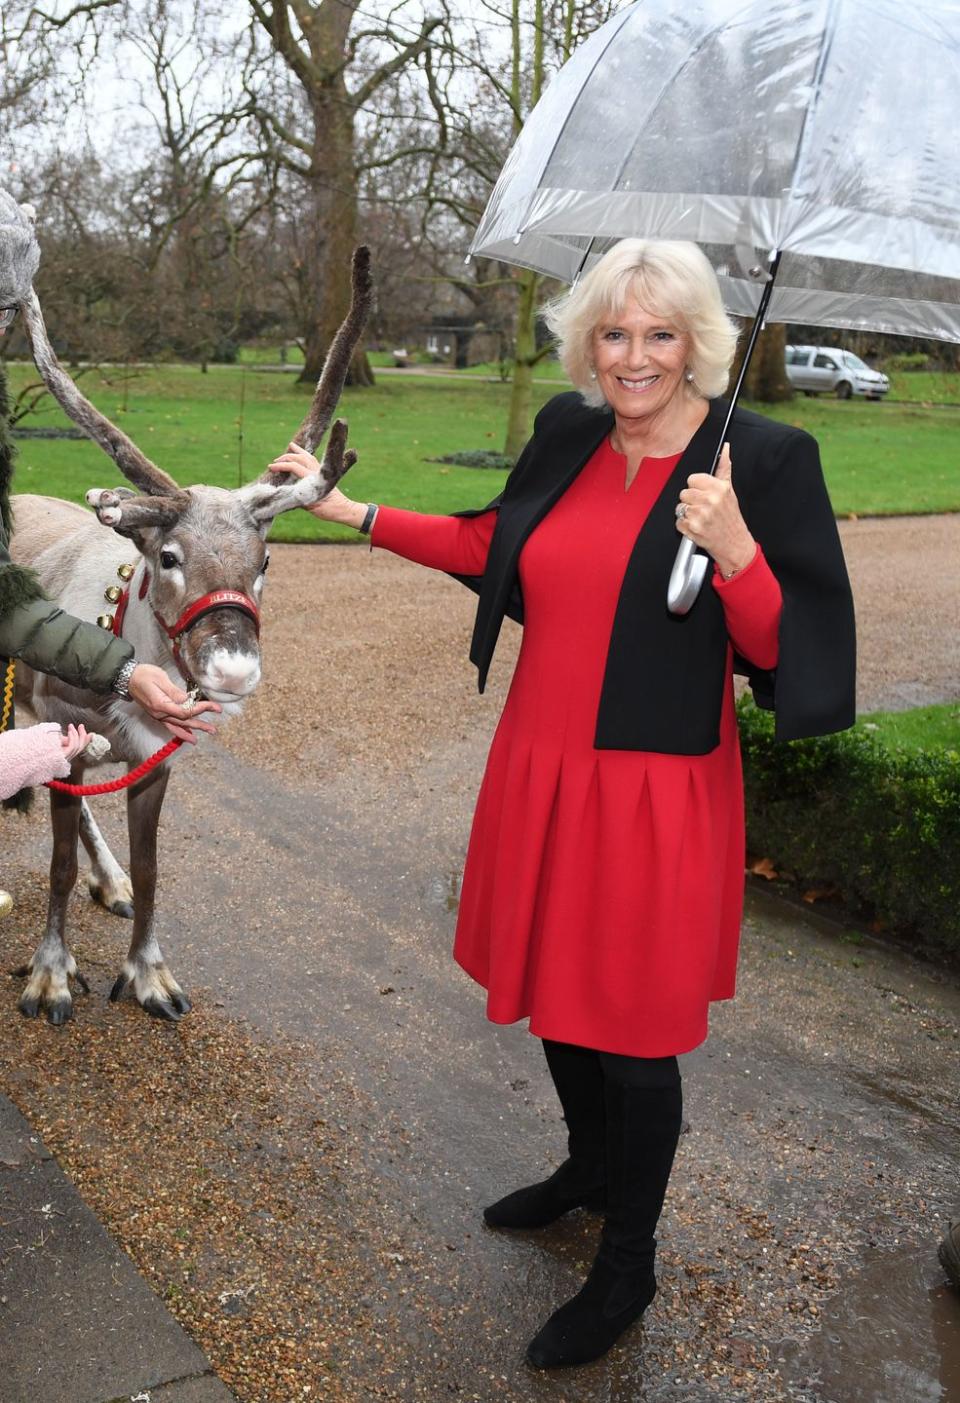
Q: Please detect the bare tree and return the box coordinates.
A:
[0,0,120,140]
[421,0,622,457]
[122,0,277,368]
[245,0,443,386]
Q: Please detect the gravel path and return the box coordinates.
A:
[221,513,960,794]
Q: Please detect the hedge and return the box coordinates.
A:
[737,698,960,958]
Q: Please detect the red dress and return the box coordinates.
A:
[372,438,782,1056]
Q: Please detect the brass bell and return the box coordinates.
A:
[117,563,135,581]
[97,614,115,630]
[104,584,123,603]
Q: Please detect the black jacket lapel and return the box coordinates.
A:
[458,394,612,690]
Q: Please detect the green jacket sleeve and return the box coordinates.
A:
[0,537,133,694]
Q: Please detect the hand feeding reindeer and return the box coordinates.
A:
[8,242,372,1024]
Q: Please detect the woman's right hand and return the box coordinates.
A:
[267,442,368,528]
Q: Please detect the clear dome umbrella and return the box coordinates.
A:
[468,0,960,612]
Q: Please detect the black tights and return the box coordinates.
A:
[543,1037,680,1090]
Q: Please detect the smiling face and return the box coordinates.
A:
[591,295,692,427]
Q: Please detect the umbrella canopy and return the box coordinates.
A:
[470,0,960,341]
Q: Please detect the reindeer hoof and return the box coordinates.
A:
[16,964,80,1023]
[143,996,183,1022]
[11,964,31,978]
[109,973,130,1002]
[75,971,91,995]
[89,882,134,920]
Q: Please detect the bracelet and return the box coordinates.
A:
[358,502,378,536]
[111,658,137,698]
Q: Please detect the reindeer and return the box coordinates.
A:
[8,246,372,1025]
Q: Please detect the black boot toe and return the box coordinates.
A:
[525,1263,656,1369]
[484,1160,605,1229]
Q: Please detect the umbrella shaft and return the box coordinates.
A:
[711,250,783,473]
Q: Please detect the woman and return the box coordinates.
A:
[270,239,856,1370]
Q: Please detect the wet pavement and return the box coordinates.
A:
[1,539,959,1399]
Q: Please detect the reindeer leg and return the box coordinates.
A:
[110,764,191,1021]
[18,788,86,1025]
[79,800,134,919]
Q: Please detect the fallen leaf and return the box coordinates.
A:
[748,856,779,880]
[802,885,841,904]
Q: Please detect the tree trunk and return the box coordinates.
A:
[297,88,373,389]
[503,268,540,460]
[730,321,794,403]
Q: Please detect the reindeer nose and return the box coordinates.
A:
[203,650,261,697]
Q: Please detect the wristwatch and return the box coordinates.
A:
[111,658,137,698]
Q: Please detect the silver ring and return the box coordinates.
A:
[675,503,687,520]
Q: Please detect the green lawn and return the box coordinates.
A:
[4,360,959,538]
[742,396,960,515]
[4,362,551,542]
[237,344,306,366]
[886,371,960,405]
[859,703,960,753]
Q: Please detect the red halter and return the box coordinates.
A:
[112,567,261,677]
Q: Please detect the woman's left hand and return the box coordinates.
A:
[676,445,756,578]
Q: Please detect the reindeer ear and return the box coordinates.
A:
[85,487,187,540]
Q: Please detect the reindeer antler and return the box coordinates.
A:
[238,245,372,527]
[20,291,181,497]
[292,245,373,456]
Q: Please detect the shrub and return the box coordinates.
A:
[883,351,930,372]
[737,698,960,958]
[426,450,514,471]
[211,337,239,365]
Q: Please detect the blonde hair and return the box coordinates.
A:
[543,239,739,408]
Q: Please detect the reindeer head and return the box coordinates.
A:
[13,220,372,706]
[84,484,268,704]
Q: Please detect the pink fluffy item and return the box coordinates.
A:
[0,722,73,799]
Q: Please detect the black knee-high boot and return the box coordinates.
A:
[484,1039,606,1229]
[526,1054,682,1368]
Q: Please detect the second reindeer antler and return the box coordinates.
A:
[292,245,374,456]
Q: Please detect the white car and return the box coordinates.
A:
[785,345,890,400]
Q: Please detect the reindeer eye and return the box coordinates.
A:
[160,550,179,570]
[260,552,270,574]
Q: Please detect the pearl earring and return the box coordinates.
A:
[589,368,597,380]
[685,370,694,383]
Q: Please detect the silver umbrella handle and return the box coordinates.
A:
[667,536,709,616]
[664,251,783,618]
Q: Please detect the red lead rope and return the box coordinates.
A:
[46,737,185,795]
